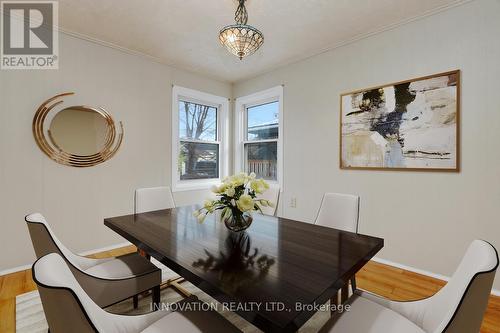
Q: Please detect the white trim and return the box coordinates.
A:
[372,256,500,297]
[0,264,32,277]
[372,257,450,281]
[0,241,132,277]
[234,86,284,190]
[78,241,132,256]
[171,86,229,192]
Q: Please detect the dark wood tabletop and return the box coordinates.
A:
[104,205,383,332]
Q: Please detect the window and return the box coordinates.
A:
[172,86,228,191]
[235,86,283,186]
[245,101,279,180]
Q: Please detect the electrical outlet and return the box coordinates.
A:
[290,197,297,208]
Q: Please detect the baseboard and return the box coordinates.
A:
[78,241,132,256]
[0,264,33,277]
[372,256,500,297]
[0,241,132,277]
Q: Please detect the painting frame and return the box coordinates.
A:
[339,70,460,172]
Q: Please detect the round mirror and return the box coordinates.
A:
[33,92,123,167]
[49,107,110,156]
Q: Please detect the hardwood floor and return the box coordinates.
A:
[357,260,500,333]
[0,245,498,333]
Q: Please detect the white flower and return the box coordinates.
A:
[237,194,255,212]
[196,173,273,224]
[224,187,236,197]
[250,179,269,194]
[230,173,247,186]
[211,183,228,194]
[197,213,206,223]
[250,180,263,193]
[204,200,214,211]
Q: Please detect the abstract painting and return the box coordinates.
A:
[340,70,459,171]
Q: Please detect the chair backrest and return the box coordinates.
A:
[314,193,360,233]
[256,185,280,216]
[391,240,498,333]
[33,253,101,333]
[134,186,175,214]
[33,253,161,333]
[25,213,99,271]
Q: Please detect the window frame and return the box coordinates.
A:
[172,86,229,192]
[234,86,284,188]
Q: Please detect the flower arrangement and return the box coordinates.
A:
[194,172,274,231]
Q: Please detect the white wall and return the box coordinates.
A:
[234,0,500,290]
[0,32,231,271]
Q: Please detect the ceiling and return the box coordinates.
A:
[56,0,468,83]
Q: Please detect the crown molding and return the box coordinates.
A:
[57,27,232,84]
[59,27,170,66]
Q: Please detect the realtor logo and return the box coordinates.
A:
[1,1,58,69]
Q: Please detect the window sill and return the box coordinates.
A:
[172,179,220,193]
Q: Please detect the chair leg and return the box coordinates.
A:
[332,277,355,313]
[350,276,357,293]
[133,295,139,309]
[152,285,161,311]
[330,291,339,314]
[340,283,349,304]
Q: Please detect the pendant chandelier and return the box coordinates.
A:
[219,0,264,60]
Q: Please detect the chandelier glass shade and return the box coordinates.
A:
[219,0,264,60]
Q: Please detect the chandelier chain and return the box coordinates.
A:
[235,0,248,25]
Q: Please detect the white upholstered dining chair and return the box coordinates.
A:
[315,192,360,293]
[134,186,188,295]
[134,186,176,214]
[315,193,360,233]
[256,184,280,216]
[320,240,499,333]
[33,253,241,333]
[25,213,161,309]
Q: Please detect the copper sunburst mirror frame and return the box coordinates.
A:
[33,92,124,167]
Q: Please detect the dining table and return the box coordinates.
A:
[104,205,384,333]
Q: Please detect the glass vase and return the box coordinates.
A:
[223,211,253,232]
